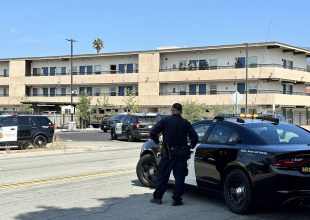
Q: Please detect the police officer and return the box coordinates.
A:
[150,103,198,206]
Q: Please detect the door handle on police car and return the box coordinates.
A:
[10,128,15,130]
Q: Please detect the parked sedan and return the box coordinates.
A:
[136,114,310,214]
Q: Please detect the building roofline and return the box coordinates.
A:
[1,41,309,61]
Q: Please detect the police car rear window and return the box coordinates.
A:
[138,116,156,123]
[244,123,310,145]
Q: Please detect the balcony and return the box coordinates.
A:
[25,72,139,85]
[158,64,310,83]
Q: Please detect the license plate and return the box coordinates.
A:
[301,166,310,174]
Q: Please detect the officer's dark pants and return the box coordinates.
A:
[153,149,188,202]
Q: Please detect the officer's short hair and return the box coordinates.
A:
[172,103,182,111]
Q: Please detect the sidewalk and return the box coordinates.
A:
[55,127,101,133]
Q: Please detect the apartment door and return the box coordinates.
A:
[236,57,245,68]
[199,84,206,95]
[189,84,196,95]
[118,86,125,96]
[199,60,207,70]
[87,66,93,75]
[127,63,133,73]
[119,64,125,73]
[237,83,245,94]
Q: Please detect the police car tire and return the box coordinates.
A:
[136,154,157,188]
[111,131,117,140]
[32,135,47,148]
[223,169,254,214]
[127,132,134,142]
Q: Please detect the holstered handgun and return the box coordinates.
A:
[165,145,172,160]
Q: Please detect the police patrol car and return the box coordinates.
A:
[136,114,310,214]
[0,114,55,149]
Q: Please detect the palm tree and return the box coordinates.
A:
[92,38,104,53]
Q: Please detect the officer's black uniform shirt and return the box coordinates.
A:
[150,114,198,148]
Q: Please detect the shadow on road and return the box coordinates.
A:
[14,181,310,220]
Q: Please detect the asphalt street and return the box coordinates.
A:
[0,140,310,219]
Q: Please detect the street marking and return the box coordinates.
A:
[0,167,135,189]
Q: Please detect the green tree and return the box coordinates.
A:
[92,38,104,53]
[76,93,92,128]
[181,100,207,123]
[17,104,33,113]
[205,105,233,118]
[96,94,109,107]
[122,91,140,113]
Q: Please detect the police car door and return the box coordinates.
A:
[0,116,18,143]
[115,116,125,136]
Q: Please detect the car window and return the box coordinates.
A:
[193,123,210,143]
[0,116,16,126]
[17,116,31,126]
[207,124,235,144]
[244,123,310,145]
[37,117,51,125]
[138,116,156,123]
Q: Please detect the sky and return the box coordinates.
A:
[1,0,310,58]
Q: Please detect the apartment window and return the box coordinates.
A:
[32,88,38,96]
[237,83,245,94]
[3,69,9,77]
[87,65,93,75]
[72,66,78,75]
[94,87,101,96]
[199,60,208,70]
[283,84,293,94]
[3,88,8,96]
[43,88,48,97]
[188,60,197,70]
[43,67,48,76]
[283,59,293,69]
[127,63,133,73]
[110,65,117,74]
[179,85,186,95]
[110,87,116,96]
[178,60,187,70]
[209,59,218,69]
[249,56,258,68]
[210,84,218,95]
[94,65,101,74]
[119,64,125,73]
[118,86,125,96]
[61,88,66,96]
[249,83,258,94]
[87,87,93,96]
[33,68,41,76]
[126,86,134,95]
[235,57,245,68]
[50,88,56,97]
[199,84,206,95]
[189,84,196,95]
[50,67,56,76]
[61,67,66,75]
[79,87,86,95]
[79,66,86,75]
[135,63,139,72]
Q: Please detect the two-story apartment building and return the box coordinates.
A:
[0,41,309,124]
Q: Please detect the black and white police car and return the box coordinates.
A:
[0,114,55,149]
[136,114,310,214]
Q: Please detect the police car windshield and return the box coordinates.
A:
[243,123,310,145]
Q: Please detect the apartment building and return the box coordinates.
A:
[0,41,309,124]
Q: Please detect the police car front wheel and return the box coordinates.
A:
[136,154,157,188]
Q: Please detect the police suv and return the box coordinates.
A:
[0,114,55,149]
[136,114,310,214]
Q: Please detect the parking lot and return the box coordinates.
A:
[0,130,309,219]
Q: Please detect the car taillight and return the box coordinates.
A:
[272,155,310,167]
[135,123,141,129]
[49,123,55,129]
